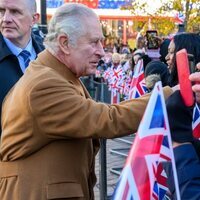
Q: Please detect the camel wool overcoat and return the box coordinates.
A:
[0,50,173,200]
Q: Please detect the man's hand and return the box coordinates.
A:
[189,63,200,103]
[171,84,180,93]
[173,141,191,148]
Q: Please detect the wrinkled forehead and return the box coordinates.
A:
[0,0,35,13]
[0,0,21,7]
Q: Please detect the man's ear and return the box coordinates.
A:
[58,34,70,55]
[32,13,40,25]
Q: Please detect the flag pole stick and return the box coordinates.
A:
[160,83,181,200]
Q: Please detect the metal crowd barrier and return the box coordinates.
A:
[81,76,110,200]
[81,76,134,200]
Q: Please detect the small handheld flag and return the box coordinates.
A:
[113,82,180,200]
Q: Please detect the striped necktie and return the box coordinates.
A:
[20,50,31,68]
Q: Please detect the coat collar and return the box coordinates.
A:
[31,33,44,53]
[0,32,44,62]
[0,33,13,61]
[36,49,91,98]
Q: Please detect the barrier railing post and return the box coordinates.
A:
[84,77,109,199]
[99,138,107,200]
[99,80,108,200]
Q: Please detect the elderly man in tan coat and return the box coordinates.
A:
[0,3,173,200]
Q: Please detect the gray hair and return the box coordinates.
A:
[27,0,37,14]
[44,3,98,53]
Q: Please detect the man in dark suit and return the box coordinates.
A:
[0,0,44,134]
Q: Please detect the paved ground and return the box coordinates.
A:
[94,136,135,200]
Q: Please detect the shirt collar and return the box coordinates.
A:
[3,37,33,57]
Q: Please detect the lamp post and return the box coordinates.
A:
[40,0,47,34]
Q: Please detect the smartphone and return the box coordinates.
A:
[146,30,159,49]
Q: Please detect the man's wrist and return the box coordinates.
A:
[172,141,191,148]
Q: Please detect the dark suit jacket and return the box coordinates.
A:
[0,50,173,199]
[0,33,44,134]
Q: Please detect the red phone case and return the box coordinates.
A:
[176,49,194,106]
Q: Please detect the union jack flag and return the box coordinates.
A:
[111,90,120,104]
[103,67,111,81]
[128,59,147,99]
[192,103,200,139]
[113,82,180,200]
[175,12,185,24]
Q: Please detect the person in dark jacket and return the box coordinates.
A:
[0,0,44,135]
[164,91,200,199]
[144,60,170,92]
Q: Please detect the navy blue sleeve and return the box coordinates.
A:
[166,144,200,199]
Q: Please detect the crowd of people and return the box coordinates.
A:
[0,0,200,199]
[96,33,200,99]
[97,32,200,199]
